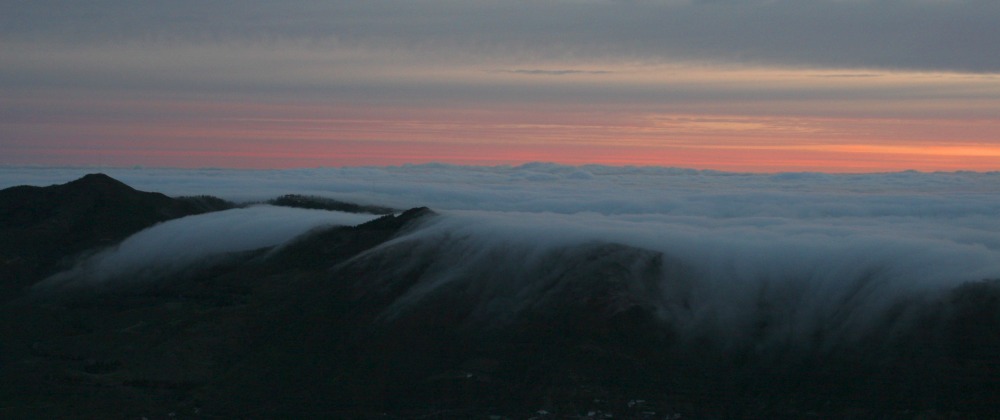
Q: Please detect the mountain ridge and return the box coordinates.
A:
[1,174,999,418]
[0,173,238,299]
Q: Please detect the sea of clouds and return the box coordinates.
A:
[8,164,1000,337]
[2,163,998,218]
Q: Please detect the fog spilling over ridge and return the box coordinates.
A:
[40,206,378,287]
[345,208,999,345]
[6,166,1000,416]
[14,164,1000,320]
[21,165,993,334]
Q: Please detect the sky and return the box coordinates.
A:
[2,0,999,172]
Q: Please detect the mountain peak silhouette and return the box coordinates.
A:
[0,174,231,299]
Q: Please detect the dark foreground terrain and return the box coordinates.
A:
[1,175,998,419]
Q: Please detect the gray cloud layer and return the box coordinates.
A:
[4,0,1000,73]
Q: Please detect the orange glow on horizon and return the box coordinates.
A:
[4,95,999,173]
[15,135,999,173]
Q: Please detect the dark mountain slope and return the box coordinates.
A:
[251,229,1000,418]
[0,206,437,419]
[2,179,999,418]
[0,173,233,298]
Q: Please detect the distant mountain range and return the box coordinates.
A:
[1,174,998,418]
